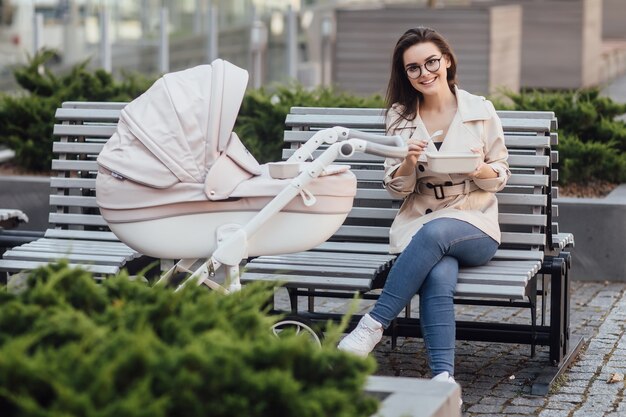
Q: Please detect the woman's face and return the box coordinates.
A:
[402,41,451,97]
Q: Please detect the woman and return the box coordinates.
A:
[338,27,510,388]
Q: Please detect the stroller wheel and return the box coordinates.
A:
[271,316,323,348]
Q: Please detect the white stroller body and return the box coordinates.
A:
[96,60,406,292]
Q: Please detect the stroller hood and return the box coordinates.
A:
[97,59,259,200]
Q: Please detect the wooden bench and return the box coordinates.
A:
[241,106,581,394]
[0,102,153,280]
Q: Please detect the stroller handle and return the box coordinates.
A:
[363,141,408,159]
[343,128,404,148]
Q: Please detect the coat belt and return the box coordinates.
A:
[416,179,478,200]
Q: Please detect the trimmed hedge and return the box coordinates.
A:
[0,263,378,417]
[495,89,626,184]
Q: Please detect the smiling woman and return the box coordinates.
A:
[337,28,511,405]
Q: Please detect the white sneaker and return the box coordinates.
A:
[337,314,383,357]
[432,371,463,408]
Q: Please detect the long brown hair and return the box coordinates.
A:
[385,27,458,132]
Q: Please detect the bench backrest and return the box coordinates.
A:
[48,102,126,239]
[283,107,557,255]
[51,101,557,255]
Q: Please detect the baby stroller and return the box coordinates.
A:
[96,59,406,296]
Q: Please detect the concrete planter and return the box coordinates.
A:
[0,175,50,231]
[556,185,626,281]
[366,376,460,417]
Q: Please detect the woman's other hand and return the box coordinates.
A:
[468,147,498,179]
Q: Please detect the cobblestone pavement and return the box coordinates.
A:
[276,280,626,416]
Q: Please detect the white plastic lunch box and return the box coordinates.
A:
[425,152,481,174]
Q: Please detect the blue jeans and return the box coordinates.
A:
[369,218,498,377]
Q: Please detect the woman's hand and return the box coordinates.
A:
[393,139,428,178]
[405,139,429,166]
[468,147,498,179]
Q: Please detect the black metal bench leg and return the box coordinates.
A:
[548,256,566,365]
[287,287,298,312]
[541,273,547,326]
[308,288,315,313]
[529,275,538,357]
[559,251,572,359]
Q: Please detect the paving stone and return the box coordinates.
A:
[501,405,541,414]
[571,409,604,417]
[588,380,622,394]
[558,384,587,394]
[464,414,500,417]
[466,404,504,413]
[510,396,547,407]
[547,393,585,403]
[537,410,571,417]
[477,396,508,405]
[585,394,618,405]
[566,371,597,381]
[543,401,576,410]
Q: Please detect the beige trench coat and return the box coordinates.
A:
[383,87,511,254]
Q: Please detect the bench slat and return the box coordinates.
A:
[62,101,127,110]
[285,114,552,133]
[53,125,116,139]
[288,106,554,121]
[51,159,98,172]
[49,195,99,208]
[0,259,119,275]
[455,284,526,299]
[245,262,380,278]
[48,213,108,227]
[50,178,97,189]
[3,250,127,265]
[44,229,123,241]
[283,130,551,149]
[55,108,122,122]
[240,273,374,291]
[282,149,550,168]
[53,141,106,154]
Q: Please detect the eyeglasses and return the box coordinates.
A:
[405,56,443,79]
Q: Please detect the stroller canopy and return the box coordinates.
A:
[97,59,261,203]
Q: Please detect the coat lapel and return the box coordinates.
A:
[455,86,490,122]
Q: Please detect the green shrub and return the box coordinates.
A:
[496,88,626,184]
[235,84,383,163]
[0,50,154,172]
[0,263,378,417]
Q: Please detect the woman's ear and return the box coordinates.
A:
[445,54,451,69]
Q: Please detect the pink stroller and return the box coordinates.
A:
[96,59,406,293]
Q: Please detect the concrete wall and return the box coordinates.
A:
[518,0,602,89]
[603,0,626,39]
[332,4,522,97]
